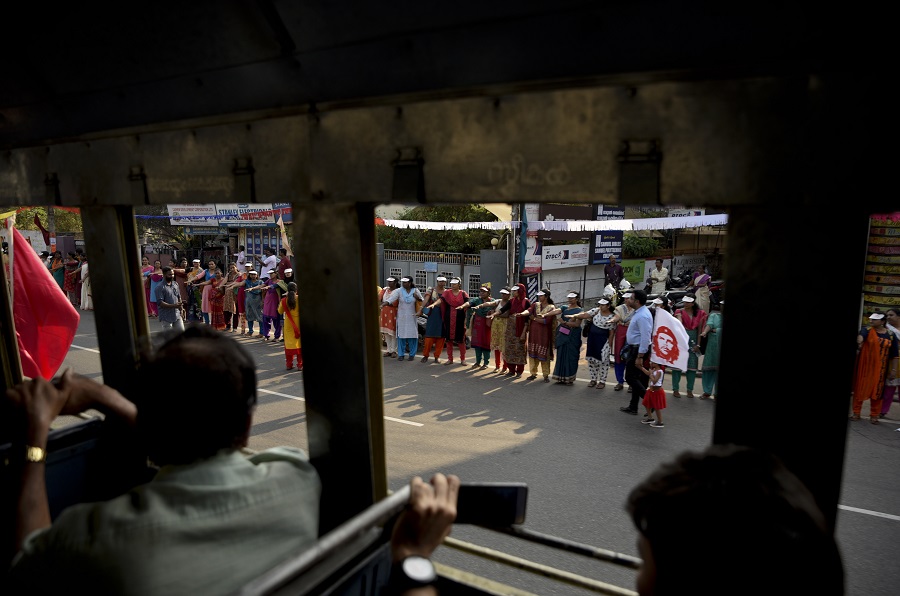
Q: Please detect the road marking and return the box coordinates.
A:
[70,344,100,353]
[484,387,503,395]
[258,388,305,401]
[839,505,900,521]
[257,388,424,427]
[385,416,424,427]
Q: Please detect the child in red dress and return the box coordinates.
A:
[640,361,667,428]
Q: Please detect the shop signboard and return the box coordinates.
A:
[591,231,623,265]
[521,235,542,274]
[167,204,219,226]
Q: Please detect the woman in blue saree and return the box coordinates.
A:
[550,291,584,385]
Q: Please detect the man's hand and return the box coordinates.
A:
[5,376,69,437]
[391,473,460,562]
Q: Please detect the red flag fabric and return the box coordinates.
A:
[11,227,80,379]
[33,213,51,245]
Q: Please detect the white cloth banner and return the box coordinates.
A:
[650,308,691,372]
[380,213,727,231]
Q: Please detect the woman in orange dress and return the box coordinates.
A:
[379,277,400,357]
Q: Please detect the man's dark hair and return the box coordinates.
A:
[134,326,257,465]
[632,289,647,305]
[239,245,245,251]
[279,248,287,256]
[627,444,844,595]
[161,266,172,275]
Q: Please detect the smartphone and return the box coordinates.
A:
[455,482,528,526]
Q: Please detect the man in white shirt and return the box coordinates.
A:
[255,248,278,281]
[647,259,669,295]
[234,245,246,270]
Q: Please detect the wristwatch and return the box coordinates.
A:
[25,445,47,463]
[387,556,437,593]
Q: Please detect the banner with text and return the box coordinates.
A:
[542,243,589,270]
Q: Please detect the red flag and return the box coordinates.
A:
[33,213,50,245]
[11,227,80,379]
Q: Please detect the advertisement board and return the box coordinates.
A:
[541,243,589,270]
[167,204,219,226]
[521,236,542,274]
[591,231,623,265]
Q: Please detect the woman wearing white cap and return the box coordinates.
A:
[498,283,530,377]
[418,277,447,363]
[518,289,558,382]
[222,263,241,331]
[851,311,899,424]
[379,278,400,357]
[486,288,511,372]
[440,278,469,365]
[670,293,708,398]
[611,292,635,391]
[241,270,265,337]
[229,264,253,334]
[571,297,616,388]
[456,284,499,369]
[548,292,584,385]
[698,300,723,399]
[184,259,206,322]
[394,277,424,361]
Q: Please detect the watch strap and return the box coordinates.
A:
[25,445,47,463]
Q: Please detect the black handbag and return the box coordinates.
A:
[619,343,637,362]
[582,322,591,337]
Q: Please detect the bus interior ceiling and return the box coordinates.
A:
[0,1,891,540]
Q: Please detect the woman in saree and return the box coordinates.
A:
[208,270,227,330]
[670,293,708,398]
[611,292,635,391]
[234,263,252,333]
[79,255,92,310]
[184,259,205,322]
[499,283,530,377]
[699,300,723,400]
[688,263,712,313]
[518,289,558,382]
[222,262,241,331]
[140,255,154,315]
[851,311,899,424]
[278,282,302,370]
[549,291,584,385]
[487,288,511,372]
[571,297,616,388]
[379,277,400,358]
[440,278,469,365]
[63,251,81,308]
[418,277,447,363]
[147,260,164,317]
[197,259,220,325]
[242,270,265,337]
[50,251,65,290]
[457,285,499,370]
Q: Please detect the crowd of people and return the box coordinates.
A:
[143,248,301,371]
[42,249,92,311]
[379,276,727,427]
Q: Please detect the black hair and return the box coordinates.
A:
[161,266,172,275]
[239,245,245,251]
[279,248,287,256]
[627,444,844,596]
[287,281,298,310]
[134,326,257,465]
[632,289,647,305]
[568,291,582,307]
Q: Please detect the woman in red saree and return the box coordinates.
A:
[440,278,469,365]
[670,294,708,398]
[63,252,81,308]
[851,312,899,423]
[520,289,558,382]
[208,271,227,330]
[499,283,531,377]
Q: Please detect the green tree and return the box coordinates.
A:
[377,205,504,253]
[13,207,83,233]
[134,205,200,250]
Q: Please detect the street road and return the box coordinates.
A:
[57,311,900,595]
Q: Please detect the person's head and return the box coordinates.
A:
[629,289,647,308]
[162,266,174,282]
[436,276,447,288]
[401,276,412,289]
[655,259,663,269]
[479,286,491,299]
[238,245,245,252]
[598,297,611,310]
[279,248,287,257]
[243,263,252,274]
[627,444,843,596]
[249,270,259,281]
[499,288,510,301]
[154,260,161,269]
[681,293,697,310]
[268,269,278,280]
[142,256,149,266]
[386,276,398,289]
[566,291,580,306]
[450,278,461,289]
[229,263,238,273]
[192,259,201,268]
[208,260,217,270]
[264,247,275,256]
[54,251,62,258]
[609,255,617,264]
[284,268,293,279]
[40,251,50,259]
[287,281,298,309]
[537,289,552,304]
[648,360,661,371]
[885,308,899,328]
[868,312,886,328]
[135,326,257,466]
[180,258,188,267]
[655,327,677,358]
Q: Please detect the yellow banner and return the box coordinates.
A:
[0,208,17,221]
[864,294,900,307]
[866,264,900,274]
[865,275,900,285]
[864,285,900,295]
[866,255,900,264]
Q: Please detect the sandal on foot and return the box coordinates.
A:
[686,391,695,398]
[673,391,681,398]
[443,360,454,365]
[597,382,605,389]
[699,393,711,400]
[870,417,880,425]
[421,356,429,363]
[848,414,861,421]
[527,375,537,380]
[588,381,597,388]
[544,377,551,383]
[614,384,624,391]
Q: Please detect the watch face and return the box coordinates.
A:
[403,556,437,583]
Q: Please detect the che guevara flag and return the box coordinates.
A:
[649,307,691,372]
[9,226,80,379]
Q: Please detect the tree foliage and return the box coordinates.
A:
[377,205,505,253]
[13,207,83,233]
[134,205,200,249]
